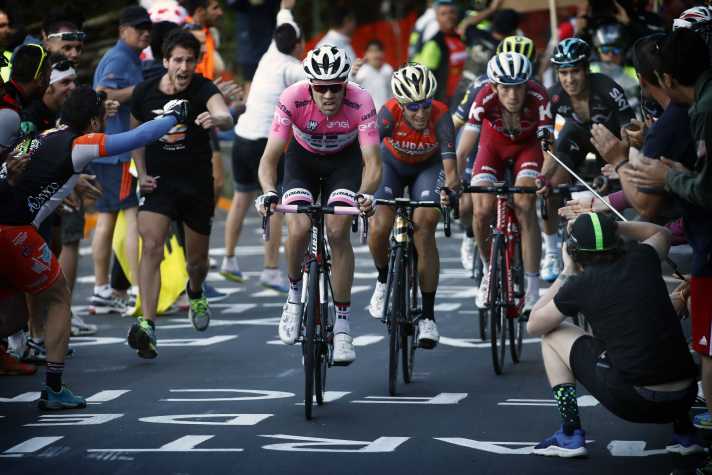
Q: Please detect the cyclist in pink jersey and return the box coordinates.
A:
[257,45,382,365]
[456,52,553,314]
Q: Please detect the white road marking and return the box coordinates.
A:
[259,434,410,453]
[87,435,244,453]
[352,393,468,405]
[161,389,294,402]
[2,437,64,455]
[86,390,131,403]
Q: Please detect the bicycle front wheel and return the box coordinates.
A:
[387,246,405,396]
[303,260,319,419]
[402,244,417,384]
[510,238,525,363]
[315,273,330,406]
[488,235,507,375]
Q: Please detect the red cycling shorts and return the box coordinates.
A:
[691,275,712,356]
[0,224,61,300]
[470,123,543,185]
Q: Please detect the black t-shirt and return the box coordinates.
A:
[131,73,219,178]
[553,243,697,386]
[22,99,58,133]
[643,102,696,170]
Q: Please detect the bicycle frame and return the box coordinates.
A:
[492,194,523,318]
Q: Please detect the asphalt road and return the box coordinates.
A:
[0,208,705,475]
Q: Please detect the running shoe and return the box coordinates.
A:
[70,313,97,336]
[259,269,289,294]
[476,270,490,309]
[666,432,706,455]
[22,338,75,364]
[203,283,228,303]
[220,256,247,283]
[541,252,561,282]
[279,300,303,345]
[368,281,387,319]
[694,412,712,430]
[188,286,211,332]
[127,317,158,359]
[418,319,439,349]
[89,289,127,315]
[460,236,475,271]
[333,333,356,365]
[0,345,37,375]
[6,330,28,359]
[38,386,87,410]
[532,427,587,458]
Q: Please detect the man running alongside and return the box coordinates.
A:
[457,52,553,312]
[0,86,187,408]
[367,63,458,348]
[540,37,635,282]
[129,30,233,359]
[256,45,381,365]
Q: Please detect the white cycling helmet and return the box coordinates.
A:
[673,6,712,30]
[391,63,438,104]
[303,45,351,82]
[486,52,532,85]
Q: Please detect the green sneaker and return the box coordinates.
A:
[188,292,211,332]
[127,317,158,359]
[39,386,87,410]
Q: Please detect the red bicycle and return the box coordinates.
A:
[464,182,536,375]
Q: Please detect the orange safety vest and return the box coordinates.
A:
[186,16,216,80]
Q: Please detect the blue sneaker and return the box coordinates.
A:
[694,412,712,430]
[127,317,158,359]
[667,432,706,455]
[220,256,247,283]
[259,269,289,294]
[39,386,87,410]
[203,283,228,303]
[541,252,561,282]
[532,427,587,458]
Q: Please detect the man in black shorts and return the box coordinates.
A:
[129,30,233,359]
[527,212,700,458]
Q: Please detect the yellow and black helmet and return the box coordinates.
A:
[496,35,536,61]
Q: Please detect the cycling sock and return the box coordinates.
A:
[186,282,203,300]
[526,272,540,298]
[421,291,436,320]
[288,277,302,303]
[334,301,351,334]
[46,361,64,392]
[466,227,474,239]
[377,266,388,284]
[543,232,559,255]
[552,383,581,435]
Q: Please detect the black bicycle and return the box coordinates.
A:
[374,197,452,395]
[262,198,367,419]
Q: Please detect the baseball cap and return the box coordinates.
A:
[434,0,457,6]
[120,6,152,28]
[569,212,618,252]
[0,109,21,149]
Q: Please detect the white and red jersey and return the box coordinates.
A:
[269,80,379,154]
[465,80,553,143]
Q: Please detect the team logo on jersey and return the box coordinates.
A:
[160,124,188,144]
[307,120,319,131]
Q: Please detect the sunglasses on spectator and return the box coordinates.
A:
[47,31,86,42]
[599,46,622,55]
[311,83,344,94]
[25,43,47,81]
[405,98,433,111]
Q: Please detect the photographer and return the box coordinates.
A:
[527,212,700,458]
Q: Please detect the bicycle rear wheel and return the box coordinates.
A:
[387,247,405,396]
[488,235,507,375]
[303,260,319,419]
[510,239,525,363]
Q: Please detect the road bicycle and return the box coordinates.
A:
[374,197,452,395]
[263,197,367,419]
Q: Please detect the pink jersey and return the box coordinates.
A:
[270,80,379,154]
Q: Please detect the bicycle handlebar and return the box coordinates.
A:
[374,198,456,238]
[463,184,539,194]
[262,204,368,243]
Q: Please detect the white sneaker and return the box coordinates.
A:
[418,319,439,348]
[71,313,97,336]
[260,269,289,294]
[219,256,247,283]
[333,333,356,365]
[279,300,303,345]
[460,237,475,271]
[541,252,561,283]
[476,270,491,308]
[6,330,27,359]
[369,281,388,319]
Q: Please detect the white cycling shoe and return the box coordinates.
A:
[279,301,303,345]
[541,252,562,283]
[476,270,490,309]
[417,319,439,349]
[333,333,356,365]
[369,281,387,319]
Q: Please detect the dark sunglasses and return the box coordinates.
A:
[599,46,622,55]
[52,59,74,72]
[405,98,433,111]
[47,31,86,42]
[311,83,345,94]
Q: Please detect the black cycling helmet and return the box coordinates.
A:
[593,23,625,48]
[565,212,619,256]
[551,38,591,68]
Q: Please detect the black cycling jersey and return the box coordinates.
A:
[548,72,635,134]
[453,74,489,124]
